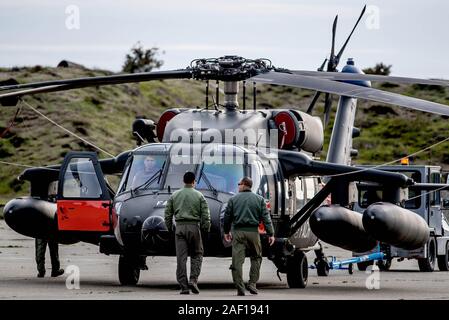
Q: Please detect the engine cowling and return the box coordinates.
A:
[273,110,323,153]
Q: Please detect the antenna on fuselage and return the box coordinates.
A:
[215,80,220,107]
[253,82,257,111]
[211,92,219,112]
[205,80,209,110]
[242,81,246,111]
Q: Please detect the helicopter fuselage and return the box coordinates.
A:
[109,142,318,258]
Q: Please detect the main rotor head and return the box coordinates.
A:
[189,56,273,81]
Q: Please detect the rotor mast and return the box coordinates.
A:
[223,81,239,110]
[189,56,272,111]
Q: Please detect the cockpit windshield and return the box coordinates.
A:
[123,154,166,192]
[118,143,253,195]
[164,160,196,190]
[197,163,244,195]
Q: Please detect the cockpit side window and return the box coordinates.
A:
[62,158,102,199]
[295,177,305,210]
[251,161,269,198]
[250,160,276,215]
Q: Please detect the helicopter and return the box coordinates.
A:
[2,6,449,288]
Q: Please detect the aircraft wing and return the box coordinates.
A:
[276,149,411,187]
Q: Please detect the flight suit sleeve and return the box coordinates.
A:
[260,197,274,236]
[223,198,233,234]
[200,194,211,232]
[164,196,175,232]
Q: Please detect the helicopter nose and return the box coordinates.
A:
[3,197,57,239]
[141,215,170,250]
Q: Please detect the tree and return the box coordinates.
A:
[363,63,392,76]
[122,42,164,73]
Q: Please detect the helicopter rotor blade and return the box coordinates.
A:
[0,69,192,93]
[290,70,449,87]
[250,71,449,116]
[309,6,366,125]
[328,15,338,69]
[314,16,336,119]
[334,5,366,67]
[0,69,193,106]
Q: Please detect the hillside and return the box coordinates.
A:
[1,65,449,203]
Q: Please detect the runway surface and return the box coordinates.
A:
[1,220,449,300]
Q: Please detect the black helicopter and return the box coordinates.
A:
[2,6,449,288]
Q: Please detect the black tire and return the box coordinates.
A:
[316,259,329,277]
[437,241,449,271]
[287,250,308,288]
[377,259,392,271]
[119,255,140,285]
[357,261,373,271]
[418,238,436,272]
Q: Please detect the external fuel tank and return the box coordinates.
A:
[310,205,378,253]
[362,202,429,250]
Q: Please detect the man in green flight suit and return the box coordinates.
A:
[224,176,275,296]
[165,171,211,295]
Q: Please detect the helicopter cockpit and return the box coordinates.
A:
[112,142,279,255]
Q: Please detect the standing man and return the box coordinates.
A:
[165,171,211,294]
[35,238,64,278]
[224,176,275,296]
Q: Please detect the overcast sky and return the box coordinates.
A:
[0,0,448,78]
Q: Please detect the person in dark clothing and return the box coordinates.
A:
[35,238,64,278]
[224,176,275,296]
[165,171,211,294]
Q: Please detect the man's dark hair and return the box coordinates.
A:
[240,176,253,188]
[183,171,196,184]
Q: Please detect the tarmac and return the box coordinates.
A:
[1,220,449,300]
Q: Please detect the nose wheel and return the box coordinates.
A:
[118,255,140,286]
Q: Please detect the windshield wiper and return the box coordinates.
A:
[198,165,218,196]
[132,160,166,192]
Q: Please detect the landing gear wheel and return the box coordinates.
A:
[356,261,373,271]
[119,255,140,285]
[287,250,308,288]
[315,259,329,277]
[437,241,449,271]
[377,259,392,271]
[348,263,353,275]
[418,238,436,272]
